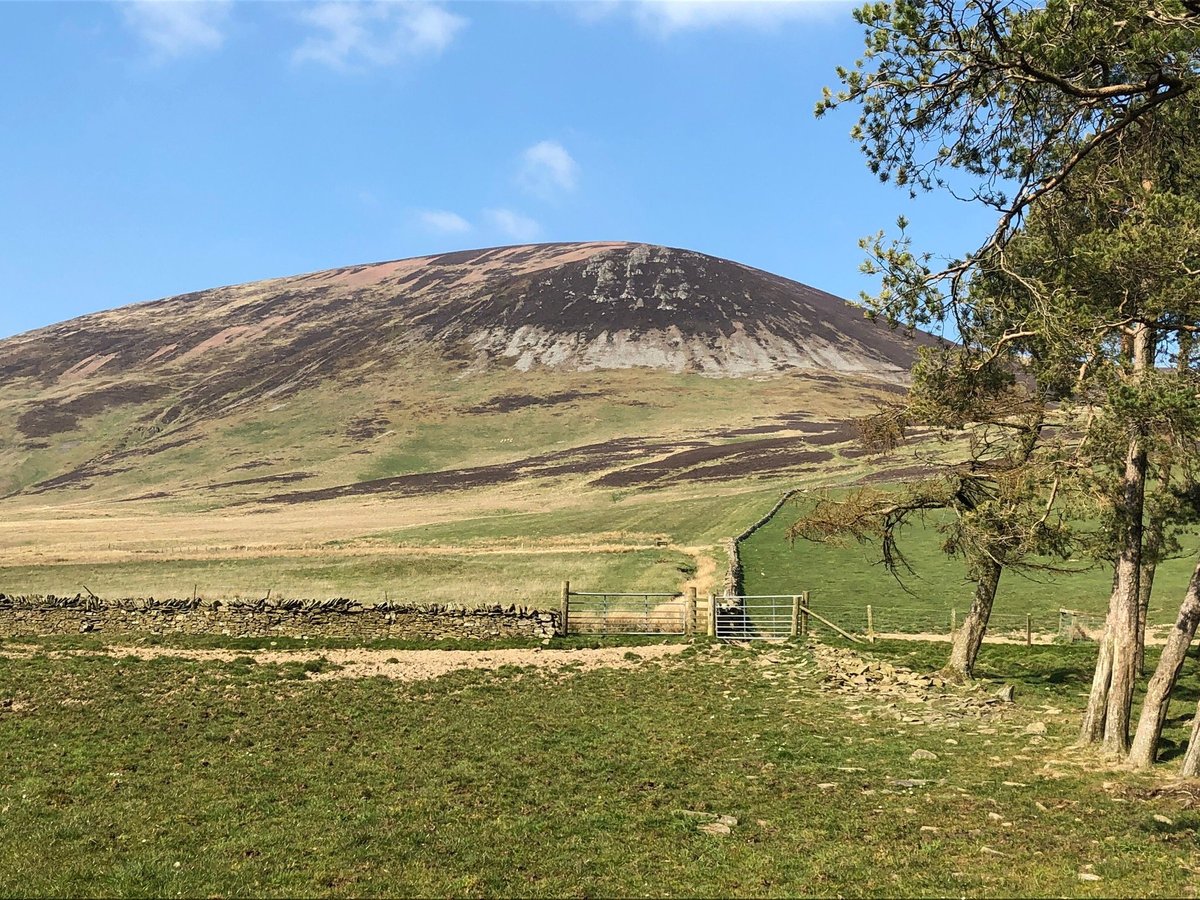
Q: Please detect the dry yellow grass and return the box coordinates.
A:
[1,370,942,603]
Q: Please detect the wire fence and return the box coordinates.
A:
[797,599,1109,644]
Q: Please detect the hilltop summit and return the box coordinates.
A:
[2,242,934,388]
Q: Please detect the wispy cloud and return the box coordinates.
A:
[121,0,231,60]
[518,140,579,199]
[417,209,473,234]
[485,208,541,242]
[294,1,467,71]
[581,1,848,36]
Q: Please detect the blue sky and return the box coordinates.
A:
[0,1,996,339]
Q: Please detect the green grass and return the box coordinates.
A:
[861,638,1200,765]
[0,548,694,606]
[0,366,902,603]
[369,485,786,547]
[1,638,1198,896]
[4,366,864,508]
[741,498,1200,633]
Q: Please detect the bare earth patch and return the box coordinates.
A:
[11,643,689,681]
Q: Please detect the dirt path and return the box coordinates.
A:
[678,544,720,596]
[7,643,689,681]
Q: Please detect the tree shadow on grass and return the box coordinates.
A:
[971,644,1097,692]
[859,639,1098,691]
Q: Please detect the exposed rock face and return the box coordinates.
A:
[445,243,935,376]
[1,242,936,387]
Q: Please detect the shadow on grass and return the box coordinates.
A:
[853,638,1099,693]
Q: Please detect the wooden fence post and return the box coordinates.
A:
[950,608,957,636]
[790,595,800,638]
[801,590,810,636]
[1026,614,1033,647]
[867,604,875,643]
[686,587,697,636]
[560,580,570,637]
[707,593,717,638]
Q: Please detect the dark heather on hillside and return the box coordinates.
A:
[3,241,939,447]
[2,242,936,389]
[0,241,938,502]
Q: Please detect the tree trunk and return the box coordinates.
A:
[1080,624,1115,743]
[1128,560,1200,768]
[944,557,1002,680]
[1081,323,1152,754]
[1101,437,1149,755]
[1181,704,1200,778]
[1137,552,1158,677]
[1080,440,1147,752]
[1137,462,1172,677]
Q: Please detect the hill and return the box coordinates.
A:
[0,242,943,602]
[5,241,930,388]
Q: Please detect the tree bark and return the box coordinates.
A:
[1079,440,1147,752]
[1137,524,1163,677]
[944,557,1003,680]
[1137,460,1173,676]
[1081,323,1152,754]
[1137,335,1188,676]
[1102,440,1149,755]
[1128,560,1200,768]
[1181,704,1200,778]
[1080,622,1115,743]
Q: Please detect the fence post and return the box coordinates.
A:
[801,590,810,636]
[866,604,875,643]
[790,595,800,638]
[560,580,570,636]
[687,587,697,636]
[1026,613,1033,647]
[950,608,957,636]
[707,593,717,637]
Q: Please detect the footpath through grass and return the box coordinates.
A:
[1,637,1198,896]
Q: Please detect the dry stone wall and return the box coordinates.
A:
[0,595,558,641]
[725,488,801,596]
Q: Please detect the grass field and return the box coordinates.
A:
[1,634,1198,897]
[1,366,933,605]
[741,496,1200,635]
[0,482,789,602]
[0,546,694,606]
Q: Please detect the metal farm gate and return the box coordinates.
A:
[560,581,697,635]
[714,594,804,641]
[713,592,862,643]
[557,583,850,643]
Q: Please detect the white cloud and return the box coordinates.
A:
[417,209,472,234]
[121,0,231,60]
[485,208,541,242]
[580,1,849,36]
[518,140,579,199]
[294,1,467,71]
